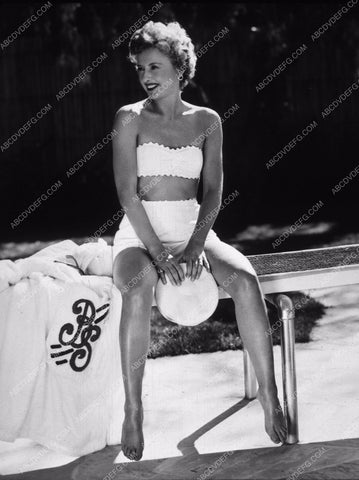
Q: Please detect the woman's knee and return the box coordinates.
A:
[224,267,260,296]
[205,241,258,285]
[113,247,158,294]
[236,268,259,289]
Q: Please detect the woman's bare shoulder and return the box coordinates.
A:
[184,102,221,127]
[198,106,221,124]
[113,100,147,129]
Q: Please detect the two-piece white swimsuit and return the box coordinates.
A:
[112,142,222,262]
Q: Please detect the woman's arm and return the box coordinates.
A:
[189,109,224,244]
[112,106,165,259]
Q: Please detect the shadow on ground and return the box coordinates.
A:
[5,398,359,480]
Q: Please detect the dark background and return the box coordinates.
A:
[1,1,358,246]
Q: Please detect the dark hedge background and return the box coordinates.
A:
[1,1,359,244]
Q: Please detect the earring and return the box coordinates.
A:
[176,68,183,80]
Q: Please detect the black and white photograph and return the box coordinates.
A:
[1,1,359,478]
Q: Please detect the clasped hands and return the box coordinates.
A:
[154,238,211,286]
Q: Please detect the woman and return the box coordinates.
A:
[112,20,287,461]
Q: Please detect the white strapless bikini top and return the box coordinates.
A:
[137,142,203,179]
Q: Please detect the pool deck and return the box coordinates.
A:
[1,284,359,479]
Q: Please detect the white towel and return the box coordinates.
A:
[0,240,83,294]
[72,239,113,277]
[0,241,124,457]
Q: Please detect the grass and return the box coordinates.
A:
[148,291,326,358]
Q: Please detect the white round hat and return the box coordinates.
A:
[154,262,219,326]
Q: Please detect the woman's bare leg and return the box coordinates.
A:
[113,247,159,461]
[204,240,288,444]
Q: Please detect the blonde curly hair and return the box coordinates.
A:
[128,21,197,91]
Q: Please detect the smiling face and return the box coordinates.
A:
[134,47,180,99]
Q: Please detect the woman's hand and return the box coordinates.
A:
[153,252,185,286]
[178,238,211,281]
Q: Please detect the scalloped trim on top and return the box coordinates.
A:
[141,198,198,202]
[137,173,200,179]
[137,141,202,152]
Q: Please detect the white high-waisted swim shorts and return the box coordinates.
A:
[112,198,222,263]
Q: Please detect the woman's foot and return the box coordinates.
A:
[257,387,288,444]
[121,403,144,461]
